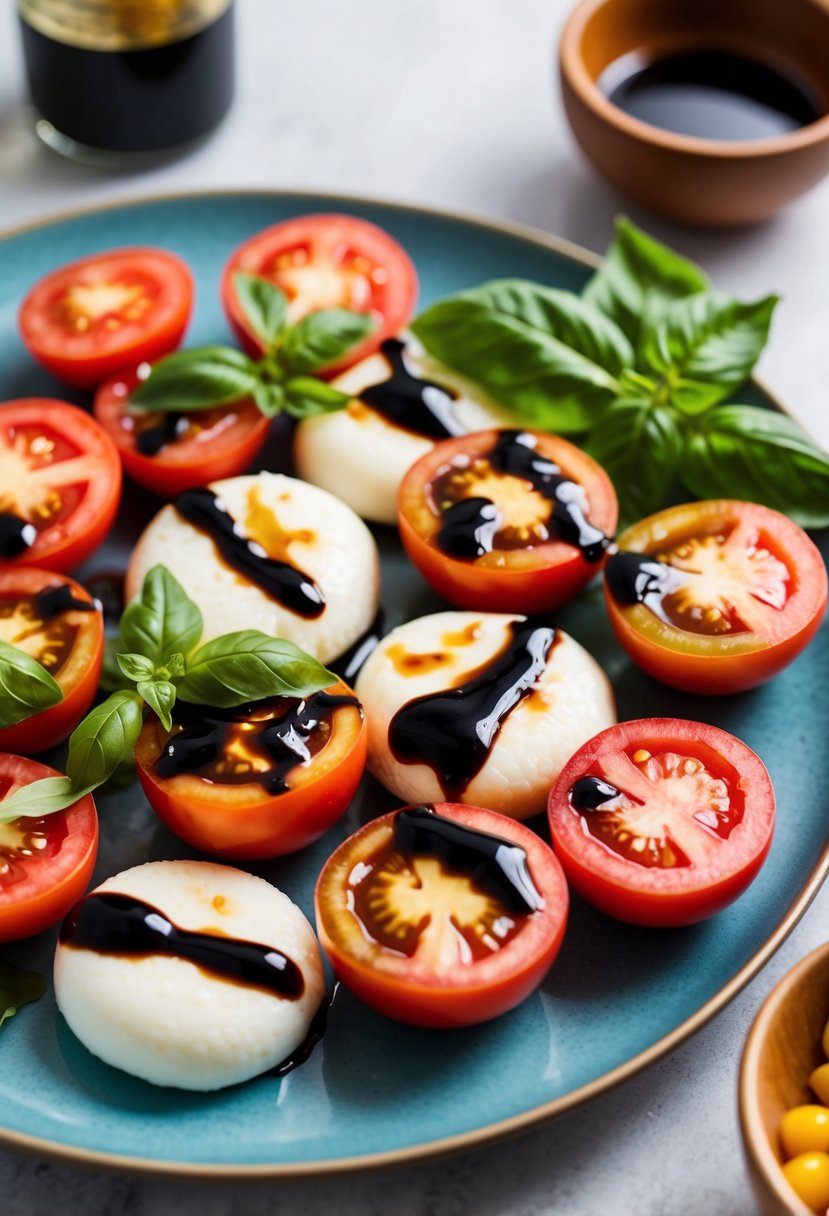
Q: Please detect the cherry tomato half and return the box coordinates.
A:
[0,400,122,573]
[93,369,271,498]
[547,718,775,927]
[0,568,103,754]
[221,213,418,376]
[134,682,367,860]
[603,500,828,696]
[315,802,569,1028]
[398,428,618,613]
[19,248,193,389]
[0,754,98,942]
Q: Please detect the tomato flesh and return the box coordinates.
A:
[315,802,569,1027]
[0,754,98,942]
[548,718,775,927]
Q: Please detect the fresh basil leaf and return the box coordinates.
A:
[618,368,657,397]
[0,639,63,729]
[161,652,185,681]
[252,381,286,418]
[0,775,97,824]
[129,347,262,413]
[116,652,156,683]
[137,680,177,732]
[682,405,829,527]
[176,631,336,707]
[233,273,289,347]
[584,217,709,351]
[120,565,203,667]
[640,292,779,413]
[0,961,46,1031]
[279,309,375,375]
[67,690,145,792]
[411,282,631,432]
[283,377,351,418]
[586,397,684,524]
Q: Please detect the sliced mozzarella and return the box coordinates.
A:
[355,611,616,820]
[125,472,380,664]
[53,861,325,1091]
[294,338,519,524]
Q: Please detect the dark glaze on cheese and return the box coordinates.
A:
[0,513,36,559]
[362,338,463,439]
[175,487,325,619]
[60,891,305,1000]
[388,617,557,798]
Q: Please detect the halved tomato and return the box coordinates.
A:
[221,213,418,375]
[134,682,366,859]
[19,248,193,389]
[0,400,122,573]
[94,369,271,497]
[0,568,103,754]
[0,754,98,942]
[314,802,569,1028]
[603,500,828,695]
[398,428,618,613]
[547,718,775,927]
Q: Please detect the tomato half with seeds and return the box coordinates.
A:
[134,682,367,860]
[0,568,103,754]
[0,400,122,573]
[398,428,618,613]
[0,754,98,942]
[19,248,193,389]
[314,802,569,1027]
[221,214,418,375]
[93,369,270,497]
[547,719,775,927]
[603,500,828,695]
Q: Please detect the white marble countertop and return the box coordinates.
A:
[1,2,828,1213]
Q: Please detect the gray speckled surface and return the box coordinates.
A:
[1,2,829,1212]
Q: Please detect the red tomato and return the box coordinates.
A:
[314,802,569,1028]
[221,213,418,375]
[0,400,122,573]
[134,683,367,860]
[0,568,103,754]
[398,428,618,613]
[547,718,775,927]
[0,754,98,942]
[93,369,270,497]
[19,248,193,389]
[603,500,828,695]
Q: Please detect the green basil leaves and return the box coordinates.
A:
[0,961,46,1031]
[0,639,62,729]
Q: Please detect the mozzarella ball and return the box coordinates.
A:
[125,472,380,664]
[355,611,616,820]
[294,338,519,524]
[54,861,325,1091]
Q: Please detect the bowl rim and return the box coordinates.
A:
[559,0,829,160]
[738,940,829,1216]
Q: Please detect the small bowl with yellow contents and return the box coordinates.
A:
[739,942,829,1215]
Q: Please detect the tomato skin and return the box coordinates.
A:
[0,754,98,942]
[604,500,828,695]
[547,718,775,928]
[398,429,618,613]
[133,683,367,860]
[19,248,193,389]
[0,399,122,573]
[93,370,271,497]
[315,802,569,1028]
[221,213,418,376]
[0,568,103,754]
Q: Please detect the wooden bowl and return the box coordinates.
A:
[558,0,829,226]
[739,942,829,1216]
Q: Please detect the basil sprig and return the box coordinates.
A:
[0,639,63,729]
[412,216,829,527]
[0,961,46,1032]
[0,566,336,821]
[130,275,374,421]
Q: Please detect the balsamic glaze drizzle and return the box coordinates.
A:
[175,487,325,619]
[329,610,385,685]
[135,412,188,457]
[569,776,623,812]
[362,338,463,439]
[30,584,96,619]
[60,892,305,1000]
[604,550,687,621]
[0,513,36,559]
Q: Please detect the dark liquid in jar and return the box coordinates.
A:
[19,3,235,152]
[599,49,822,141]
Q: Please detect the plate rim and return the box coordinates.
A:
[1,186,826,1180]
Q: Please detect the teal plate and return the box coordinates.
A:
[0,192,827,1176]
